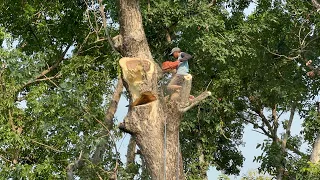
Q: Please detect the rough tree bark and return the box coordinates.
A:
[310,102,320,163]
[117,0,210,179]
[310,135,320,163]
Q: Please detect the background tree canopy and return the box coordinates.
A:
[1,0,320,179]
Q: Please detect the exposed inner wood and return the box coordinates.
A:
[119,57,156,102]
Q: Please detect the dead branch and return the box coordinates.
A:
[98,0,117,53]
[262,45,301,61]
[8,109,16,132]
[0,154,11,163]
[208,0,216,7]
[34,74,61,83]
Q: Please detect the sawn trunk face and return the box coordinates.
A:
[118,0,185,179]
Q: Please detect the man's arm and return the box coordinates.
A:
[179,52,192,62]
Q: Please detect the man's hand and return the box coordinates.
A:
[307,71,315,77]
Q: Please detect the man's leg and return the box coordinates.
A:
[167,74,182,91]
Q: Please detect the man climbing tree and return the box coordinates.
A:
[116,1,211,179]
[167,47,192,91]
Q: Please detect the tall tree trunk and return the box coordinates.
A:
[277,105,295,180]
[310,102,320,163]
[117,0,210,179]
[310,135,320,163]
[117,0,182,179]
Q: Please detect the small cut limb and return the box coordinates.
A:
[179,91,211,112]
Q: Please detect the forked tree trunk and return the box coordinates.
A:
[116,0,210,179]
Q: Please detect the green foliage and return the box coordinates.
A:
[218,173,231,180]
[0,1,121,178]
[302,106,320,143]
[298,162,320,180]
[2,0,320,179]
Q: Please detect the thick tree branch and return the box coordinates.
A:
[277,138,305,157]
[87,77,123,164]
[66,151,84,180]
[241,117,273,139]
[310,136,320,163]
[272,104,279,140]
[180,74,192,107]
[81,106,120,178]
[165,22,178,43]
[281,105,296,150]
[105,77,123,129]
[278,104,296,180]
[98,0,118,53]
[254,109,274,137]
[242,109,304,157]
